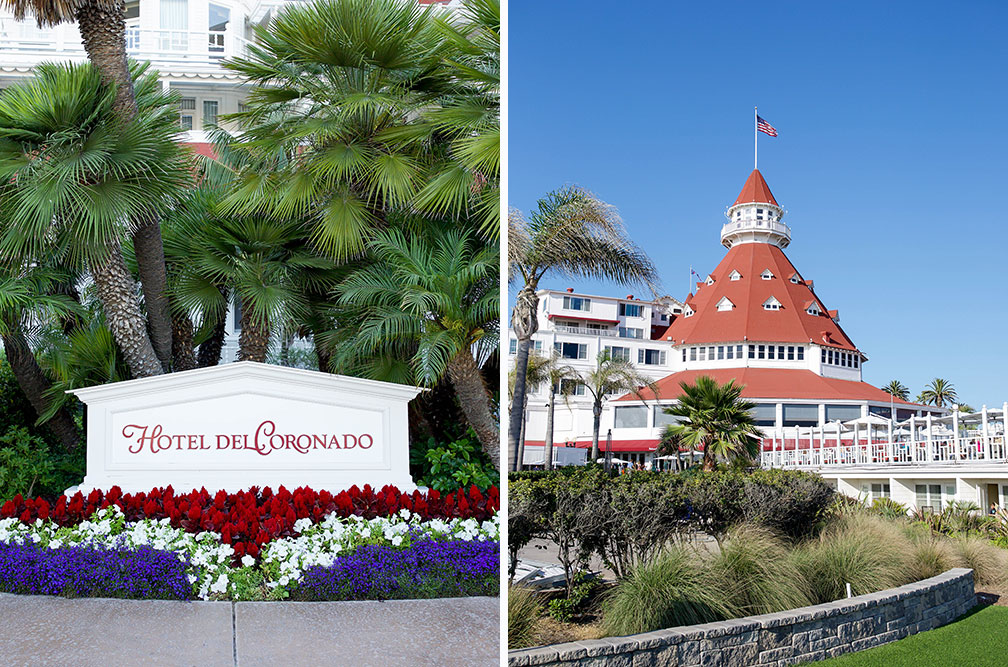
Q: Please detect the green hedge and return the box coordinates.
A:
[507,467,834,584]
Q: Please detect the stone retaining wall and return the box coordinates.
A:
[509,568,976,666]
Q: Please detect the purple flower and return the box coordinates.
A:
[0,542,193,600]
[296,538,499,601]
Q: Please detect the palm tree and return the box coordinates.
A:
[578,350,657,463]
[918,378,957,408]
[515,351,579,470]
[335,223,499,463]
[508,187,659,469]
[2,0,176,366]
[0,62,187,378]
[883,380,910,401]
[220,0,498,259]
[165,188,336,364]
[0,261,83,450]
[663,376,762,472]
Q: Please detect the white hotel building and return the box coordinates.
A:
[510,169,1008,512]
[0,0,458,364]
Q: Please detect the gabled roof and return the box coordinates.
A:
[733,169,779,207]
[658,243,859,351]
[615,368,918,405]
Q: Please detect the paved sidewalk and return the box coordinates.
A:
[0,594,499,666]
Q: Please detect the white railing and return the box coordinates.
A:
[761,434,1008,469]
[720,219,791,239]
[0,27,252,66]
[554,325,618,337]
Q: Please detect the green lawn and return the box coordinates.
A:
[814,605,1008,666]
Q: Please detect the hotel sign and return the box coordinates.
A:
[70,362,423,493]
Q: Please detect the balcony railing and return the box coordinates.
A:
[0,26,252,68]
[554,325,618,337]
[761,435,1008,468]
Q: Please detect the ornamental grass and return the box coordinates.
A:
[708,524,812,617]
[601,544,730,636]
[949,535,1008,588]
[508,585,543,650]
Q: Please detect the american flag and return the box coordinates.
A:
[757,115,778,137]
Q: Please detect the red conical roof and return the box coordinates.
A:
[733,169,778,207]
[656,243,858,352]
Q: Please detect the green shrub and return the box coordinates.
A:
[547,572,600,622]
[412,430,497,492]
[708,524,812,616]
[508,585,543,649]
[602,545,730,636]
[792,515,910,603]
[0,427,56,501]
[869,496,909,520]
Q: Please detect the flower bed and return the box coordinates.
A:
[0,485,500,601]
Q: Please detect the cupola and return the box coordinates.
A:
[721,169,791,249]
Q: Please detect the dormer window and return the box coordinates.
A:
[705,275,715,285]
[763,297,781,311]
[684,307,694,318]
[716,297,734,312]
[729,270,742,281]
[806,303,821,316]
[789,273,800,284]
[761,269,774,280]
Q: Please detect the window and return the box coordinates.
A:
[208,3,230,53]
[509,339,517,355]
[825,404,860,422]
[159,0,188,50]
[563,296,591,311]
[758,345,765,359]
[797,347,804,360]
[180,114,193,131]
[690,347,697,361]
[705,275,715,285]
[619,303,643,317]
[555,342,587,360]
[654,407,681,428]
[787,346,795,361]
[737,344,744,358]
[870,483,891,500]
[783,404,819,427]
[233,298,242,331]
[767,345,775,360]
[763,297,781,310]
[682,349,687,362]
[761,269,774,280]
[717,346,724,360]
[790,274,800,284]
[806,303,820,315]
[585,322,606,332]
[614,405,648,428]
[752,404,777,427]
[821,349,827,363]
[180,97,195,130]
[915,484,948,512]
[854,356,859,368]
[748,344,755,359]
[778,346,785,359]
[618,327,643,339]
[716,297,734,312]
[125,0,139,19]
[684,308,694,318]
[729,270,742,281]
[559,379,586,396]
[698,347,706,361]
[638,349,666,366]
[869,406,892,419]
[606,346,631,362]
[202,100,219,129]
[726,345,734,360]
[708,346,715,360]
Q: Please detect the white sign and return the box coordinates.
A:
[69,362,423,493]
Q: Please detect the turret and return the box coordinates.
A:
[721,169,790,249]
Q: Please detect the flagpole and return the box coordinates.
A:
[754,106,758,170]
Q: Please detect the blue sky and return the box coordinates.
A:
[508,0,1008,409]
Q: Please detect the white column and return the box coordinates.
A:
[909,415,917,463]
[926,413,934,463]
[953,406,960,461]
[887,419,894,464]
[818,423,826,463]
[982,405,991,460]
[1001,402,1008,461]
[836,420,842,464]
[853,422,860,462]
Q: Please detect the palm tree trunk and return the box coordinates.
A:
[89,244,164,378]
[171,310,197,372]
[314,335,332,373]
[509,284,540,471]
[196,291,228,368]
[516,400,526,471]
[446,348,500,466]
[590,399,602,463]
[75,0,137,119]
[544,387,556,470]
[132,214,172,370]
[1,329,79,452]
[702,438,716,472]
[237,300,270,362]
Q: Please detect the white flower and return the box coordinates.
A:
[241,555,255,568]
[210,574,229,594]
